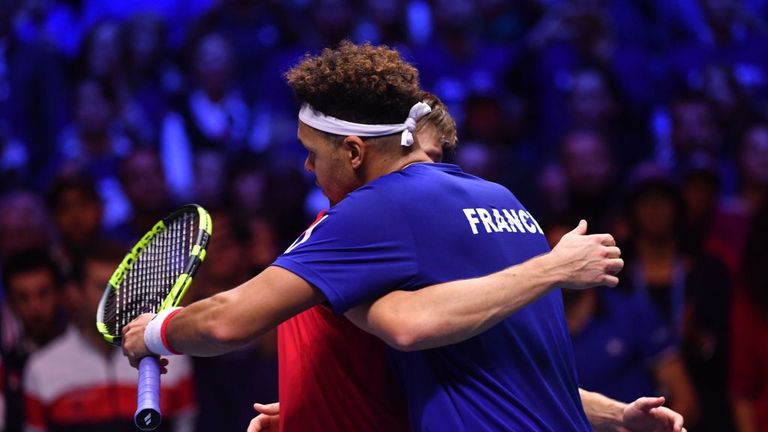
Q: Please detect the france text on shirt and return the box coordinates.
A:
[463,208,543,235]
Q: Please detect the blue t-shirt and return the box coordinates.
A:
[571,289,677,403]
[273,163,590,431]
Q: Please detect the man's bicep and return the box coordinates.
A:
[220,266,327,340]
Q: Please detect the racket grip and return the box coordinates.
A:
[135,356,163,431]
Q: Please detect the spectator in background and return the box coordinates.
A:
[114,147,172,244]
[0,191,52,263]
[666,92,738,194]
[46,171,125,274]
[225,153,268,221]
[1,250,66,432]
[194,149,228,210]
[23,247,196,432]
[160,32,253,202]
[705,121,768,276]
[188,211,278,432]
[622,166,732,431]
[54,78,132,227]
[730,199,768,432]
[556,129,619,234]
[544,221,697,421]
[124,14,182,146]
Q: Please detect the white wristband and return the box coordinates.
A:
[144,307,183,356]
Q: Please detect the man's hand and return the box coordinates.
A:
[121,313,156,367]
[548,220,623,289]
[623,396,686,432]
[247,402,280,432]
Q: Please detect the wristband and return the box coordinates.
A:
[144,307,184,355]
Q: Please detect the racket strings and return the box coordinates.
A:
[111,212,198,334]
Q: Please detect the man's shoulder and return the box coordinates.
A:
[26,327,79,374]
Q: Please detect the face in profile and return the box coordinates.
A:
[298,122,358,206]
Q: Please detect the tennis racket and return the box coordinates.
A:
[96,204,212,431]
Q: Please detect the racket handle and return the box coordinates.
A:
[135,356,163,431]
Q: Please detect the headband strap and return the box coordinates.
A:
[298,102,432,147]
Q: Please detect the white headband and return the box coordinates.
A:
[298,102,432,147]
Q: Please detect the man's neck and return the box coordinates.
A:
[360,148,431,184]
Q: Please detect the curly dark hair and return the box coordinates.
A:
[285,41,422,125]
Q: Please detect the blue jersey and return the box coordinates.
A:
[273,163,590,431]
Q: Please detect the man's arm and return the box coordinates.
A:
[122,266,324,361]
[346,220,622,351]
[580,389,685,432]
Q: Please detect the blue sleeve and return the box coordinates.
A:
[272,189,418,313]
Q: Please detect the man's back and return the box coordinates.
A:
[274,163,590,431]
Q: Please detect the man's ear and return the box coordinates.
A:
[342,136,365,169]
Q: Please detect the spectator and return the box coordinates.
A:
[114,148,173,244]
[188,211,278,432]
[46,170,125,274]
[0,191,53,263]
[53,78,133,227]
[622,166,732,431]
[555,129,619,233]
[160,32,253,202]
[23,247,196,432]
[1,249,66,432]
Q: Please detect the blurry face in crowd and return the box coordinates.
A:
[200,215,247,284]
[568,70,615,127]
[742,125,768,187]
[299,122,360,206]
[88,21,123,79]
[312,0,354,43]
[672,101,720,156]
[7,269,59,343]
[194,34,234,99]
[561,131,614,196]
[54,188,103,246]
[121,149,168,212]
[75,81,113,136]
[456,142,498,181]
[632,190,677,242]
[195,150,227,208]
[0,193,50,260]
[127,15,163,72]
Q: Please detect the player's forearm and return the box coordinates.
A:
[166,266,324,356]
[579,389,626,432]
[166,289,254,356]
[355,252,562,351]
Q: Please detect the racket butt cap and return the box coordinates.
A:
[135,407,162,431]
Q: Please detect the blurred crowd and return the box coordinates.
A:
[0,0,767,431]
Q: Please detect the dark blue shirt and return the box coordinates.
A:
[570,289,677,403]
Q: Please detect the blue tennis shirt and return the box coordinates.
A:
[273,163,590,431]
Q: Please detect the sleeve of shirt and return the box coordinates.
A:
[272,188,418,314]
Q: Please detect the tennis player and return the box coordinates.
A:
[248,94,685,432]
[123,42,682,431]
